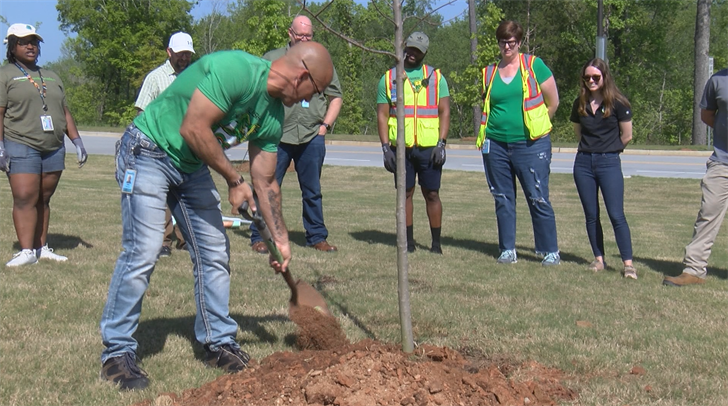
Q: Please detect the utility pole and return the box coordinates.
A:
[468,0,480,136]
[596,0,606,60]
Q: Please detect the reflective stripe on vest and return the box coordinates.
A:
[385,65,441,147]
[476,53,552,148]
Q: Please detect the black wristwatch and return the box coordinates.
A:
[320,123,331,131]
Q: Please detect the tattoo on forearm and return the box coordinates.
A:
[267,190,285,235]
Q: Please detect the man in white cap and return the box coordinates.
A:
[135,31,195,258]
[377,31,451,254]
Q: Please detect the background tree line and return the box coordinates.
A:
[39,0,728,145]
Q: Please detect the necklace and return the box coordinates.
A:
[14,62,47,112]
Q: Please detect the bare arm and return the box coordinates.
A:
[318,96,343,135]
[377,103,390,145]
[540,76,559,119]
[64,106,81,140]
[438,96,450,141]
[0,107,5,171]
[573,123,582,144]
[249,143,291,272]
[179,89,255,217]
[701,109,716,129]
[0,106,5,142]
[619,120,633,146]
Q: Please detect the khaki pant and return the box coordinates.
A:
[163,207,186,249]
[683,160,728,278]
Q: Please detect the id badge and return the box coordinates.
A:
[482,139,490,154]
[301,100,310,108]
[41,115,54,132]
[121,169,136,194]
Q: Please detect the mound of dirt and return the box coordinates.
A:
[136,340,577,406]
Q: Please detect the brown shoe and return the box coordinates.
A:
[312,241,337,252]
[251,241,269,254]
[663,272,705,287]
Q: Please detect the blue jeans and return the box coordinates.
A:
[250,135,328,246]
[482,136,558,253]
[573,152,633,261]
[100,125,238,363]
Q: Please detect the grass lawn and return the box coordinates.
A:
[1,154,726,406]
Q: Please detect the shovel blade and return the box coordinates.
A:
[289,279,332,317]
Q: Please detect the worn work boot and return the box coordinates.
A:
[100,352,149,390]
[663,272,706,287]
[204,344,250,373]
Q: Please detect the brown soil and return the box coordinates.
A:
[290,305,349,351]
[135,340,577,406]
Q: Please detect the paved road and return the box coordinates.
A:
[70,132,711,179]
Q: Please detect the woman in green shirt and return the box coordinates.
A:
[479,20,561,266]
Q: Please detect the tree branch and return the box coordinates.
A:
[402,0,458,27]
[371,0,396,26]
[297,0,396,59]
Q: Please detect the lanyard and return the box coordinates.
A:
[14,62,47,112]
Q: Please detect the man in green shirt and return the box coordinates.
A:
[249,15,343,254]
[100,42,334,391]
[135,31,196,258]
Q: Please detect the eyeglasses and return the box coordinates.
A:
[301,59,321,94]
[498,39,518,48]
[17,38,39,47]
[583,74,602,83]
[290,28,313,40]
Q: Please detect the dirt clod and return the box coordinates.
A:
[289,306,349,350]
[134,340,577,406]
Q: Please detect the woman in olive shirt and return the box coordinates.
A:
[570,58,636,279]
[0,24,86,267]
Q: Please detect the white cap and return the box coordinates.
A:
[168,32,195,53]
[4,23,43,44]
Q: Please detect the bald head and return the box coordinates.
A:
[289,16,313,45]
[287,41,333,93]
[269,41,333,107]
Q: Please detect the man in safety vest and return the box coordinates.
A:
[376,32,450,254]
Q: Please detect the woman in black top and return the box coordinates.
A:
[570,58,636,279]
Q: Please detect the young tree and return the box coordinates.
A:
[301,0,457,353]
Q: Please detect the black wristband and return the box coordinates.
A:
[228,176,245,188]
[320,123,331,130]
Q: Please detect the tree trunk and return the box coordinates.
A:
[692,0,711,145]
[469,0,480,137]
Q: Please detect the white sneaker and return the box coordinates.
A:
[6,249,38,267]
[37,245,68,262]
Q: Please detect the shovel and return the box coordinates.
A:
[239,202,332,317]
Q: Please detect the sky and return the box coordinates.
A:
[0,0,469,65]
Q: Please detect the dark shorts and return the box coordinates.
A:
[392,145,442,190]
[5,138,65,175]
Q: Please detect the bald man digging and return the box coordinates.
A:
[249,16,344,254]
[100,42,333,390]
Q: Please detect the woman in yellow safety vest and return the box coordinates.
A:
[477,20,561,266]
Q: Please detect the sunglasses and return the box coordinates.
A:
[301,59,321,94]
[583,74,602,83]
[498,39,518,48]
[17,38,39,47]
